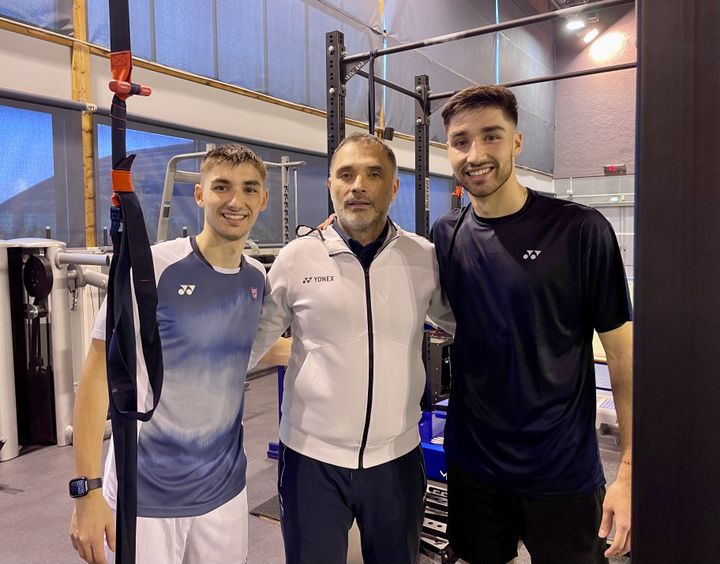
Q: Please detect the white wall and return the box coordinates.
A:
[554,9,637,177]
[0,30,71,98]
[517,167,554,194]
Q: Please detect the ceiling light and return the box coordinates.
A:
[566,17,586,31]
[583,28,600,43]
[590,31,626,62]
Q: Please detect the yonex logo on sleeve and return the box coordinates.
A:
[178,284,196,295]
[522,250,542,260]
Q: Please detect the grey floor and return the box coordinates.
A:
[0,372,629,564]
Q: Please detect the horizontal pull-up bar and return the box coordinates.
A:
[344,0,634,64]
[355,69,423,102]
[428,62,637,103]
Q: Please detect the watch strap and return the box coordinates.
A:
[86,477,103,491]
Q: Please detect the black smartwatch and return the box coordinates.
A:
[68,476,103,498]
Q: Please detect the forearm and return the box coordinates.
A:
[600,322,633,462]
[73,340,109,479]
[608,354,632,461]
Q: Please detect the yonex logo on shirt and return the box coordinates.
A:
[302,275,335,284]
[523,250,542,260]
[178,284,196,295]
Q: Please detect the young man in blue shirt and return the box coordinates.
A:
[68,144,286,564]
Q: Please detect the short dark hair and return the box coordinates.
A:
[330,132,398,176]
[441,85,519,129]
[200,143,267,182]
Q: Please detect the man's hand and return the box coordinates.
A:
[317,213,336,230]
[599,463,631,557]
[69,493,116,564]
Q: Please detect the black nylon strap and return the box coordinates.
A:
[106,0,162,562]
[108,0,131,54]
[105,193,164,564]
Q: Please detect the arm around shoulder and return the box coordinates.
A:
[248,251,295,369]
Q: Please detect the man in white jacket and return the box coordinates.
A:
[249,133,453,564]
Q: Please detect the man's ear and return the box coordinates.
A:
[194,184,204,208]
[260,186,269,211]
[390,176,400,202]
[513,131,523,158]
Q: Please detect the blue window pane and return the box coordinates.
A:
[87,0,110,47]
[390,171,415,233]
[430,175,453,226]
[217,0,266,92]
[154,0,214,77]
[319,0,380,27]
[0,106,55,239]
[0,0,72,34]
[307,5,340,110]
[267,0,307,105]
[390,172,453,234]
[95,124,196,242]
[87,0,153,59]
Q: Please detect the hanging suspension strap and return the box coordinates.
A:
[106,2,162,564]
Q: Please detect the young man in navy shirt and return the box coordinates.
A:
[432,85,633,564]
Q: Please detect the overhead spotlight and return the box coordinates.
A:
[566,17,586,31]
[583,28,600,44]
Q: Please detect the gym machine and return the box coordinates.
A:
[0,238,108,461]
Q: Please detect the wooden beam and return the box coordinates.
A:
[70,0,96,247]
[0,16,74,47]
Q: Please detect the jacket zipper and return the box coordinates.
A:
[329,230,398,469]
[358,265,374,469]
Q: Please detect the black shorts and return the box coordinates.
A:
[447,461,609,564]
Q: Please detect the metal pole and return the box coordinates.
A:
[44,242,75,447]
[355,70,423,102]
[0,86,96,113]
[293,167,300,233]
[157,148,213,242]
[326,30,346,214]
[55,252,111,267]
[344,0,634,64]
[414,75,431,239]
[0,242,19,461]
[281,156,290,245]
[429,62,638,103]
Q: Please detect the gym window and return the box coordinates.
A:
[0,100,85,245]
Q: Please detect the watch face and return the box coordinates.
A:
[69,479,88,497]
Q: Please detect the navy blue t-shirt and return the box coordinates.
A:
[431,189,632,497]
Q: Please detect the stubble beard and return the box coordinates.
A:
[336,201,387,236]
[461,157,514,200]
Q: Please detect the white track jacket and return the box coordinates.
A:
[249,222,454,469]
